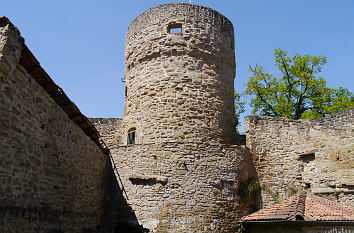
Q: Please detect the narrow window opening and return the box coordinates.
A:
[170,27,182,33]
[298,152,315,163]
[125,86,127,97]
[167,23,182,34]
[127,128,136,145]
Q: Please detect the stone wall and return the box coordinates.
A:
[108,143,258,233]
[245,109,354,207]
[122,3,237,145]
[0,19,107,232]
[91,4,259,232]
[90,118,122,148]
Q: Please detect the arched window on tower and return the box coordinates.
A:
[127,128,136,145]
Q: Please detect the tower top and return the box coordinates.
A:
[126,3,234,41]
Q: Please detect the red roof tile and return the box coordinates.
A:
[305,193,354,221]
[242,191,354,222]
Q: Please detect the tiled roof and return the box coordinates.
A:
[242,191,354,222]
[305,193,354,221]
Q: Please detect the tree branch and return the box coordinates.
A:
[280,56,293,104]
[255,87,278,117]
[295,82,308,119]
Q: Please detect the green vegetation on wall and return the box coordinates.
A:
[239,177,261,201]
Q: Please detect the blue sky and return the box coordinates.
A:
[2,0,354,132]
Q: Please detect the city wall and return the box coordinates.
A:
[245,108,354,207]
[91,118,122,147]
[0,19,107,232]
[109,143,258,233]
[1,2,353,232]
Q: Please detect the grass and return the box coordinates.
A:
[262,185,284,203]
[238,177,261,201]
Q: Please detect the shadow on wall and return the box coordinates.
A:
[240,169,263,215]
[236,135,246,145]
[98,155,148,233]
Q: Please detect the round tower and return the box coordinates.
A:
[111,4,259,232]
[122,3,236,145]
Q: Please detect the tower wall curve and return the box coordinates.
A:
[123,3,237,144]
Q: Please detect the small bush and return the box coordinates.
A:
[239,177,261,201]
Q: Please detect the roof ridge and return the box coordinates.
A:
[291,191,306,220]
[241,191,354,222]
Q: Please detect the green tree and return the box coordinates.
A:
[234,91,246,132]
[245,49,354,120]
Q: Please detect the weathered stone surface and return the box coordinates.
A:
[122,3,237,145]
[111,143,258,233]
[91,4,259,232]
[0,19,107,233]
[2,3,353,233]
[90,118,122,148]
[245,109,354,208]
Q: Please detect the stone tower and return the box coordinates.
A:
[122,3,237,145]
[92,3,257,233]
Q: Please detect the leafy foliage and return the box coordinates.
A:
[238,177,260,201]
[234,92,246,132]
[245,49,354,120]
